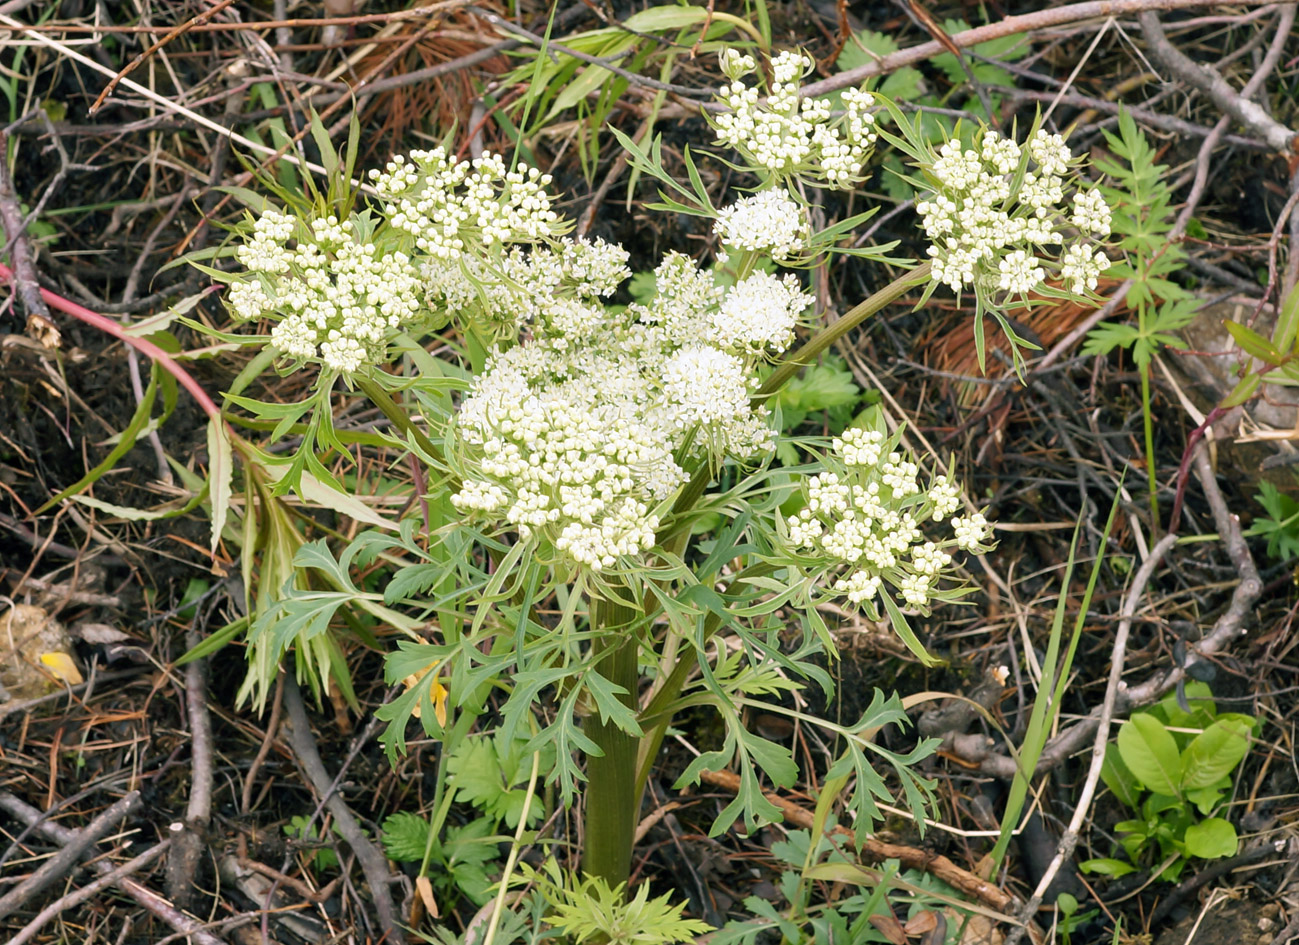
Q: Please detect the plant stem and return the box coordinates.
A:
[354,373,442,463]
[582,596,640,890]
[757,261,929,399]
[1140,363,1159,537]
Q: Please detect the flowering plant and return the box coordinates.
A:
[195,49,1113,937]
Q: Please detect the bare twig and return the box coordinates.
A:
[1003,533,1180,945]
[5,840,171,945]
[0,130,56,345]
[949,442,1262,779]
[0,791,142,922]
[800,0,1281,98]
[698,768,1017,915]
[282,676,400,942]
[89,0,241,113]
[165,623,215,909]
[1138,8,1297,153]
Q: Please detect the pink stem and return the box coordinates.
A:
[0,262,223,422]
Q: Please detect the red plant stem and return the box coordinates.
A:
[0,262,222,422]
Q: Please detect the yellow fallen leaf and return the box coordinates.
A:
[39,651,83,686]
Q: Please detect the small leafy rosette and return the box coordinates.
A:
[223,208,423,375]
[910,124,1113,303]
[780,427,994,625]
[709,49,878,189]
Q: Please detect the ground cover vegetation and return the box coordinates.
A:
[1,2,1298,945]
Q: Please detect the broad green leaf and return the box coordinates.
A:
[1079,857,1138,877]
[1117,714,1182,797]
[1181,719,1252,790]
[1182,817,1237,858]
[1225,320,1283,364]
[1100,742,1142,809]
[381,811,431,862]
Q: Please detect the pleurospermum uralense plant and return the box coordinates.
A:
[199,47,1113,938]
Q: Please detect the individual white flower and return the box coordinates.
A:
[561,238,630,296]
[834,569,881,604]
[227,280,272,320]
[785,430,994,617]
[714,190,808,260]
[709,48,876,188]
[915,125,1110,306]
[898,573,932,607]
[661,346,751,427]
[720,48,757,80]
[1060,243,1110,294]
[787,509,824,547]
[997,249,1044,295]
[834,427,885,467]
[929,475,961,520]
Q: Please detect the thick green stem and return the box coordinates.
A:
[582,597,640,890]
[354,374,442,463]
[757,261,930,399]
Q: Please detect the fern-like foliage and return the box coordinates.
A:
[1082,107,1195,368]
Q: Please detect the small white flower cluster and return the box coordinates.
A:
[227,211,422,373]
[916,128,1112,298]
[714,189,808,261]
[785,428,993,614]
[452,252,811,571]
[370,149,561,257]
[422,237,630,335]
[711,50,877,188]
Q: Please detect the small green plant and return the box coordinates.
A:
[536,864,713,945]
[1055,892,1098,945]
[1246,478,1299,561]
[191,38,1117,939]
[1082,682,1256,881]
[382,811,501,908]
[284,814,346,874]
[1082,107,1197,531]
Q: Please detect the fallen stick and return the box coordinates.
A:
[696,768,1014,913]
[5,838,170,945]
[0,790,142,921]
[0,792,228,945]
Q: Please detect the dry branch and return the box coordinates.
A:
[0,793,227,945]
[0,791,142,922]
[697,769,1016,914]
[282,677,401,942]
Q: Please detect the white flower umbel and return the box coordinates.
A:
[226,211,422,374]
[710,271,812,355]
[370,149,562,258]
[916,126,1113,303]
[709,49,878,189]
[451,249,784,573]
[714,189,808,261]
[784,428,993,617]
